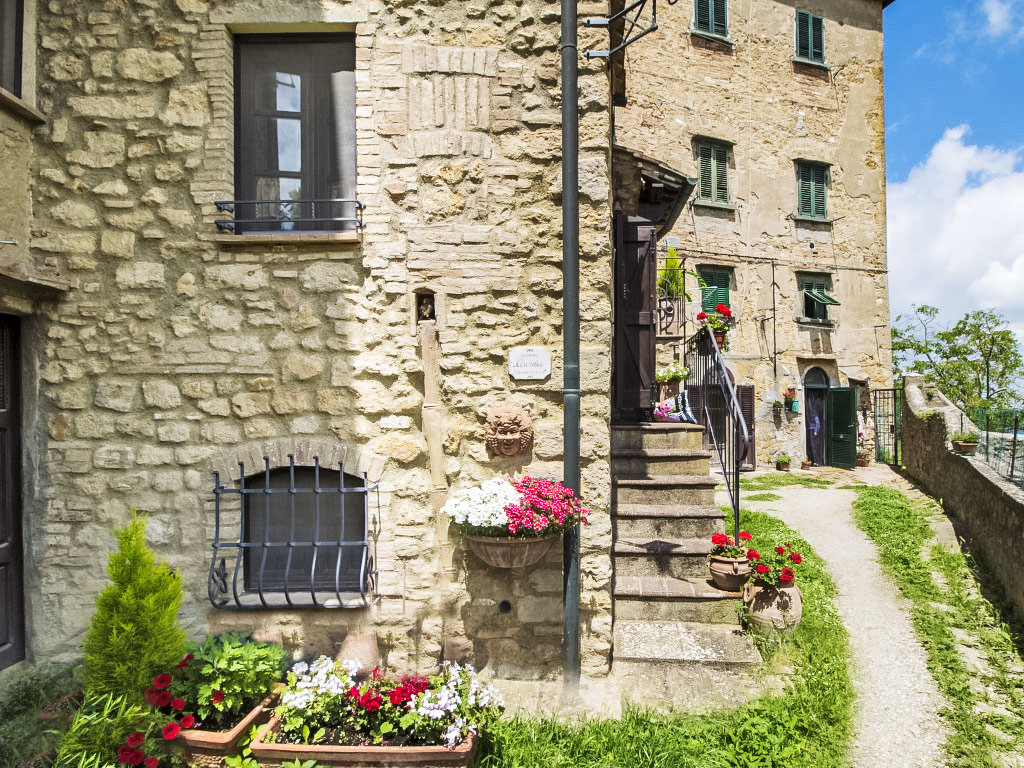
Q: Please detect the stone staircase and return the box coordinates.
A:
[610,423,760,697]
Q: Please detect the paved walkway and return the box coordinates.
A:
[737,465,950,768]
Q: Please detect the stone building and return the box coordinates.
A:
[0,0,892,682]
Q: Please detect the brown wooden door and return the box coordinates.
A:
[613,215,657,422]
[737,384,756,471]
[0,315,24,669]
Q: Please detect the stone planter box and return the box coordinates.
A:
[179,690,279,768]
[952,440,979,456]
[250,716,478,768]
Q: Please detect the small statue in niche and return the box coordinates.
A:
[485,402,534,458]
[417,293,436,322]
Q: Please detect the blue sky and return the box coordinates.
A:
[884,0,1024,339]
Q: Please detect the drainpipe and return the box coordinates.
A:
[561,0,581,687]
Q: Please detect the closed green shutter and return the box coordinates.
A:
[695,0,711,32]
[701,286,719,313]
[811,14,824,62]
[712,0,728,36]
[796,11,810,59]
[697,144,714,200]
[797,163,827,219]
[812,165,826,218]
[697,142,729,203]
[713,145,729,203]
[700,268,731,311]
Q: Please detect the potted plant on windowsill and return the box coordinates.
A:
[706,531,754,591]
[442,476,590,568]
[249,657,503,766]
[743,543,804,632]
[775,454,792,471]
[695,304,733,352]
[951,431,980,455]
[146,634,287,767]
[656,362,689,401]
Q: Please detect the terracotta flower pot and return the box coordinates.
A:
[776,461,791,471]
[707,555,752,591]
[743,581,803,633]
[657,380,681,401]
[952,441,979,456]
[464,534,557,568]
[250,716,479,767]
[699,329,727,354]
[179,690,279,768]
[800,461,812,470]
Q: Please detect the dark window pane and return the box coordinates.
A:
[1,0,23,96]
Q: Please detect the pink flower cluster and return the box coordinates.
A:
[503,476,590,535]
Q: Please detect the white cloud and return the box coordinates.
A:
[983,0,1014,36]
[887,126,1024,336]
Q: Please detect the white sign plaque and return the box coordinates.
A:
[508,347,551,380]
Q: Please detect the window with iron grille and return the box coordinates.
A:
[1,0,23,97]
[227,34,359,234]
[795,10,825,64]
[209,455,375,609]
[797,272,839,321]
[699,266,732,313]
[796,162,828,220]
[695,142,730,205]
[694,0,728,37]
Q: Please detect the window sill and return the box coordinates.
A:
[693,199,736,212]
[689,29,735,46]
[0,88,46,124]
[796,317,836,328]
[791,214,832,225]
[791,56,830,71]
[210,231,362,246]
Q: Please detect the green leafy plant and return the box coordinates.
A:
[55,692,164,768]
[656,247,706,300]
[82,511,186,703]
[775,454,792,464]
[772,400,784,408]
[950,431,980,443]
[159,633,286,729]
[0,662,79,768]
[655,362,689,382]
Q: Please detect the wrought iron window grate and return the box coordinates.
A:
[214,198,364,234]
[209,454,377,610]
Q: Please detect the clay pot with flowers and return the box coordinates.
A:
[695,304,733,352]
[442,476,590,568]
[743,542,804,632]
[707,530,754,591]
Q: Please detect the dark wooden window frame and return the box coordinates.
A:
[1,0,24,98]
[797,271,837,322]
[0,315,25,670]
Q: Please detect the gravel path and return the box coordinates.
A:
[738,478,950,768]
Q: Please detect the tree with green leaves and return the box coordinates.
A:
[892,305,1023,412]
[82,511,186,702]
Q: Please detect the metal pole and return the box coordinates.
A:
[1011,416,1019,481]
[560,0,581,687]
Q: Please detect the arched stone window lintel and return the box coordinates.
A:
[208,438,386,485]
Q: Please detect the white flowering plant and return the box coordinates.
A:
[270,657,503,749]
[440,478,520,533]
[441,476,590,538]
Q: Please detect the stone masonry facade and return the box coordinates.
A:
[19,0,614,679]
[614,0,892,464]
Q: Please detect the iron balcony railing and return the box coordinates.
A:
[214,198,364,234]
[971,407,1024,488]
[683,327,750,546]
[209,454,377,610]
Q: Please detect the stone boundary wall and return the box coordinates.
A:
[901,375,1024,622]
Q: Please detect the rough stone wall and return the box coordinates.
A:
[615,0,892,463]
[901,376,1024,624]
[27,0,613,680]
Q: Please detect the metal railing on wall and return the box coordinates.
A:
[972,408,1024,488]
[683,328,749,545]
[209,454,377,610]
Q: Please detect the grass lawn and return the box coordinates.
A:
[478,509,853,768]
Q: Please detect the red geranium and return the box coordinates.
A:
[171,698,185,711]
[696,311,708,320]
[152,674,172,689]
[125,732,145,748]
[126,750,144,766]
[176,653,194,669]
[789,552,803,564]
[711,532,731,546]
[144,686,161,705]
[211,689,224,704]
[746,549,760,561]
[181,714,195,729]
[779,568,795,583]
[738,531,752,541]
[161,722,181,740]
[155,691,171,708]
[756,564,770,575]
[117,746,134,763]
[145,759,159,768]
[775,546,786,555]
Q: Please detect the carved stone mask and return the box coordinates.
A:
[485,402,533,458]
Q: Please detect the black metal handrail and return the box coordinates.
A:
[209,454,377,610]
[214,198,364,233]
[683,325,749,546]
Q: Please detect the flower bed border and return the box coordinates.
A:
[179,689,279,766]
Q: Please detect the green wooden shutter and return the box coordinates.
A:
[812,165,827,218]
[796,11,810,59]
[798,165,813,216]
[695,0,711,31]
[700,269,730,311]
[811,14,824,62]
[697,144,713,200]
[827,387,857,468]
[713,145,729,203]
[700,286,719,313]
[712,0,728,36]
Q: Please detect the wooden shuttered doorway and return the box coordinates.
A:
[0,315,24,670]
[737,384,756,470]
[613,215,658,422]
[827,386,857,469]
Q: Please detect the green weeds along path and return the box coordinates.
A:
[479,511,853,768]
[852,486,1024,767]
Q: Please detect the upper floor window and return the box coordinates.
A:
[231,34,358,234]
[695,141,730,205]
[694,0,728,37]
[795,11,825,64]
[796,162,828,220]
[1,0,23,96]
[699,266,732,313]
[797,273,839,322]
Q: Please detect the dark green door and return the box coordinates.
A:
[827,387,857,469]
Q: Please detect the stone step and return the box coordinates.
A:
[614,575,742,624]
[612,447,711,476]
[614,503,725,539]
[611,423,706,451]
[613,538,712,579]
[613,475,720,506]
[613,620,762,667]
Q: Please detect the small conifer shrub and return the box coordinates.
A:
[82,511,186,702]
